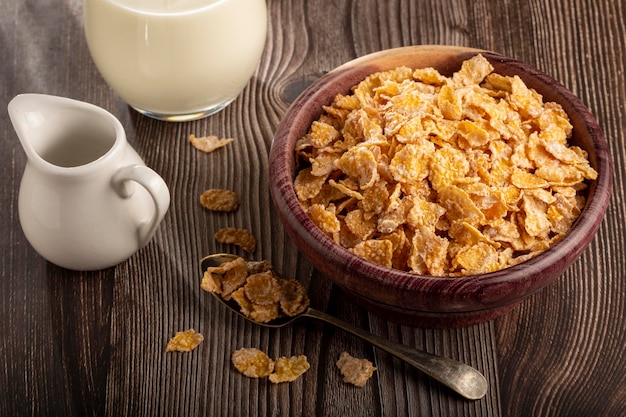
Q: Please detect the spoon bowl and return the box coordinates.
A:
[200,253,489,400]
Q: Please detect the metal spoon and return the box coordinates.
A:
[200,253,488,400]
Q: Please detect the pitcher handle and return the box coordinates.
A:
[112,165,171,248]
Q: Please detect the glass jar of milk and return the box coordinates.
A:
[84,0,267,121]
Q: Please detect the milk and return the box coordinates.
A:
[84,0,267,120]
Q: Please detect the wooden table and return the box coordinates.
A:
[1,0,624,416]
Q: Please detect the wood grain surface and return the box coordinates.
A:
[0,0,624,416]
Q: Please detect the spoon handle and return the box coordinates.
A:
[304,308,488,400]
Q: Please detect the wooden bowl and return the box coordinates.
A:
[268,45,612,327]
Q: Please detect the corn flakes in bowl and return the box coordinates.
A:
[268,45,612,327]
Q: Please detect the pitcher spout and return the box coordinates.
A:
[8,94,125,172]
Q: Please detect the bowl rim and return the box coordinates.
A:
[269,45,613,312]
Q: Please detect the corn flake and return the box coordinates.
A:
[220,257,250,299]
[344,209,377,241]
[231,348,275,378]
[200,189,240,212]
[244,271,282,306]
[350,239,394,268]
[429,147,470,191]
[279,279,310,316]
[389,142,434,183]
[166,329,204,353]
[215,227,257,253]
[308,204,341,235]
[268,355,310,384]
[452,242,500,274]
[336,351,377,387]
[201,256,248,297]
[249,303,280,323]
[294,167,327,201]
[310,120,342,148]
[335,146,379,189]
[189,134,234,153]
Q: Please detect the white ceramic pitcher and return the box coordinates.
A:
[8,94,171,271]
